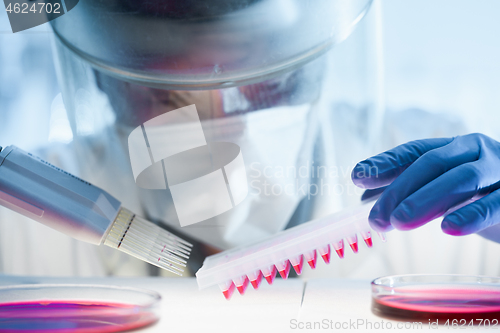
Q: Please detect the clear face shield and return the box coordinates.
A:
[50,0,375,251]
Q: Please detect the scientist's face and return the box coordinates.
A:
[90,59,324,249]
[94,64,320,128]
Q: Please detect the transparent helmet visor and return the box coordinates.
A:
[50,0,377,250]
[53,34,324,249]
[93,58,323,128]
[51,0,372,89]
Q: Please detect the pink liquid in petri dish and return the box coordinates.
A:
[0,300,158,333]
[372,286,500,322]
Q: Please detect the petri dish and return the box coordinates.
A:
[372,274,500,322]
[0,284,161,333]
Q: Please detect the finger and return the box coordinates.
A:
[369,136,480,232]
[361,187,386,202]
[390,162,484,230]
[352,137,453,189]
[442,188,500,236]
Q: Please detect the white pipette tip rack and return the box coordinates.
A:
[196,201,386,299]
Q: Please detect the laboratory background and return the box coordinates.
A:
[1,0,500,331]
[1,0,500,276]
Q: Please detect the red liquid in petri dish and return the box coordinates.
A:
[372,286,500,322]
[0,300,158,333]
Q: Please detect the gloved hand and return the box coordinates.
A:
[351,133,500,242]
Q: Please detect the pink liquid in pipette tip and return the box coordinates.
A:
[333,240,344,259]
[292,256,304,275]
[320,245,331,264]
[278,261,291,279]
[307,251,317,269]
[264,266,277,285]
[349,241,358,253]
[373,287,500,321]
[222,282,236,300]
[236,276,250,295]
[250,271,263,289]
[0,300,158,333]
[346,235,358,253]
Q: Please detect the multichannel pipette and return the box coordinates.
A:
[0,145,192,275]
[196,200,386,299]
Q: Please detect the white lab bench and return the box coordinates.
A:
[0,276,495,332]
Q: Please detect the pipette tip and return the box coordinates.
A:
[236,277,249,295]
[306,250,317,269]
[291,255,304,275]
[222,282,236,300]
[319,245,331,264]
[104,208,192,276]
[278,261,291,279]
[264,266,277,284]
[250,271,263,289]
[349,241,358,253]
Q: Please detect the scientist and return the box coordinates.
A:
[2,0,500,279]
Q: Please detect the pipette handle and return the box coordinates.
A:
[0,145,121,244]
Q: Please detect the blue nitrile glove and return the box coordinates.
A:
[351,133,500,242]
